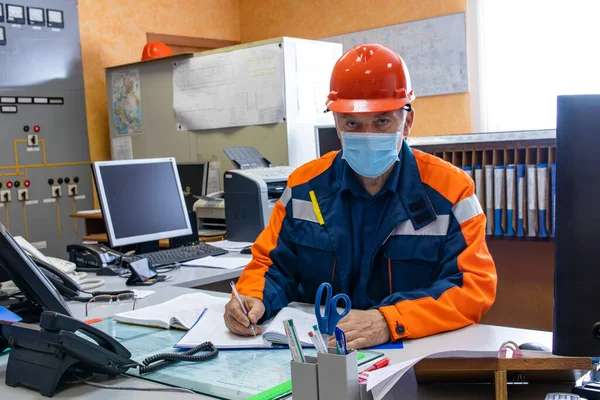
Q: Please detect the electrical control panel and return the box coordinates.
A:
[0,0,93,257]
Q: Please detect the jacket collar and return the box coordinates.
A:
[308,141,437,229]
[396,141,437,229]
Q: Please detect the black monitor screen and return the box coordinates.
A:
[177,163,208,211]
[316,126,342,157]
[93,158,191,247]
[554,94,600,357]
[0,223,71,317]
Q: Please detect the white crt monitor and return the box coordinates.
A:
[92,158,192,247]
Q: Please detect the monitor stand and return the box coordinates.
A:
[134,240,160,255]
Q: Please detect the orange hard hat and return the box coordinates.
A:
[141,41,173,61]
[326,43,415,113]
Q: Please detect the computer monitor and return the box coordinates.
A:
[554,94,600,357]
[0,223,71,317]
[177,162,208,212]
[92,158,192,247]
[315,125,342,157]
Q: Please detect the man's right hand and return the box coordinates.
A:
[224,294,265,336]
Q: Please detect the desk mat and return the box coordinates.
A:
[93,318,383,399]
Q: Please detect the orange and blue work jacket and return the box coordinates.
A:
[236,141,497,341]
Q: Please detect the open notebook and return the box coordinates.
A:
[114,292,227,330]
[177,305,318,349]
[113,291,320,349]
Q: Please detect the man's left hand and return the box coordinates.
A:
[328,309,391,349]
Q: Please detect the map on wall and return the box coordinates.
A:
[112,68,143,135]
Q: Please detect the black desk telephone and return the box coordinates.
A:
[0,311,219,397]
[0,311,137,397]
[66,244,123,271]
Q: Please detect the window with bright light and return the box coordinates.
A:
[474,0,600,132]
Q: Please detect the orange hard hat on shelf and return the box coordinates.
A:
[326,43,415,113]
[141,41,173,61]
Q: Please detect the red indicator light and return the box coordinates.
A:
[24,180,30,187]
[33,125,40,132]
[6,182,13,188]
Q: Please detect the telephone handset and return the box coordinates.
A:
[66,243,123,271]
[0,311,138,397]
[13,236,77,273]
[30,256,81,299]
[39,311,133,360]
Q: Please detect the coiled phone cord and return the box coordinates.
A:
[138,341,218,374]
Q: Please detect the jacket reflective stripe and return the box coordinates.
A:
[452,194,483,224]
[280,187,292,208]
[391,215,450,236]
[292,199,319,223]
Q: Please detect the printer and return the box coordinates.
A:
[224,166,295,242]
[193,193,226,237]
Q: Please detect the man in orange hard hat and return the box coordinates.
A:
[225,44,497,348]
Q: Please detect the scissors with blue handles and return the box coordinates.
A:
[314,282,351,343]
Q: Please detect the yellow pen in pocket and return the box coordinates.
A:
[309,190,325,226]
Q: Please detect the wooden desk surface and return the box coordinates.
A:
[70,211,103,219]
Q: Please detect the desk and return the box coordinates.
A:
[0,284,575,399]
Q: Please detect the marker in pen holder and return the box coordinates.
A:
[317,347,360,400]
[291,355,319,400]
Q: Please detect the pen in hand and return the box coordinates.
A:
[230,280,257,336]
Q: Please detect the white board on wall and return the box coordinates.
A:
[323,12,468,98]
[173,43,286,130]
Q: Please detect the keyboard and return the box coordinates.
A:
[139,243,228,267]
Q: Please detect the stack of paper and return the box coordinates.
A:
[365,350,497,400]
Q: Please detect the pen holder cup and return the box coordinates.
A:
[291,355,320,400]
[317,347,360,400]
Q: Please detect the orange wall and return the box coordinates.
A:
[78,0,241,163]
[239,0,470,137]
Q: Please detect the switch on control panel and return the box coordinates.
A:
[51,186,62,198]
[67,184,78,197]
[17,189,29,201]
[27,134,39,147]
[1,190,11,203]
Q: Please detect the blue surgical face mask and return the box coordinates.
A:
[341,132,402,178]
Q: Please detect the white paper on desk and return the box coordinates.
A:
[182,256,249,269]
[177,304,318,349]
[209,240,254,251]
[131,290,154,299]
[367,356,425,398]
[367,349,499,399]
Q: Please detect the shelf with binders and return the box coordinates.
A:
[410,130,558,332]
[410,134,556,241]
